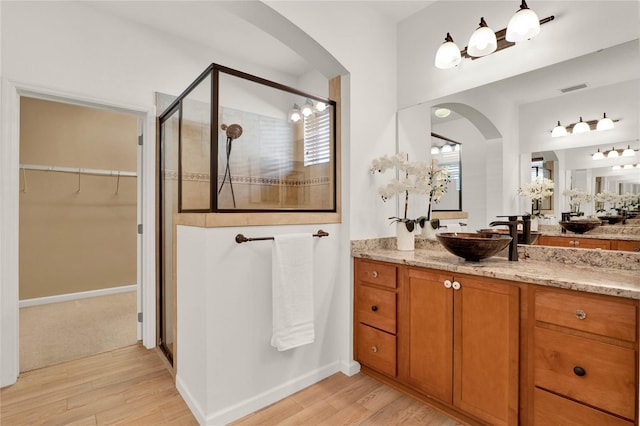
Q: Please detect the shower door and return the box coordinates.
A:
[159,106,180,363]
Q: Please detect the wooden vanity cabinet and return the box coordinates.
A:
[537,235,611,249]
[531,287,638,425]
[353,259,398,377]
[398,267,520,426]
[611,240,640,252]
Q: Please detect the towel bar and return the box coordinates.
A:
[235,229,329,244]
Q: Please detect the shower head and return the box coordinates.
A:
[221,124,243,140]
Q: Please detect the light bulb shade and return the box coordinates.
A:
[572,117,590,134]
[441,144,453,153]
[551,121,567,137]
[607,149,619,158]
[435,33,461,69]
[596,113,614,131]
[612,165,621,170]
[623,164,633,169]
[622,145,635,157]
[506,3,541,42]
[592,149,604,160]
[315,101,327,112]
[301,99,314,117]
[467,18,497,57]
[289,104,301,122]
[430,146,440,155]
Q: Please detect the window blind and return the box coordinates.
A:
[304,109,331,166]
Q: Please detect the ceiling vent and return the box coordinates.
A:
[560,83,588,93]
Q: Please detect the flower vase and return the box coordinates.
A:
[396,222,415,251]
[421,222,438,240]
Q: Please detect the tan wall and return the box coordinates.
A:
[19,98,138,300]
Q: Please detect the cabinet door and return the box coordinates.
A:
[399,268,453,403]
[612,240,640,252]
[453,275,520,426]
[572,237,610,250]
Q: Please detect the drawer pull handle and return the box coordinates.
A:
[444,280,452,289]
[371,346,378,353]
[371,271,378,278]
[573,366,586,377]
[575,309,587,320]
[371,305,378,312]
[452,281,461,291]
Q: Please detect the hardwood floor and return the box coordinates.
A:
[0,344,197,425]
[2,344,461,425]
[231,372,462,426]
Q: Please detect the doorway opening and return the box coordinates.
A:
[18,96,142,371]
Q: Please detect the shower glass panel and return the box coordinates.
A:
[160,106,179,363]
[181,74,211,211]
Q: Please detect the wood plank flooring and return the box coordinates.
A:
[2,343,462,425]
[0,344,197,425]
[231,372,462,426]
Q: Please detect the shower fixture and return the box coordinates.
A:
[218,123,243,208]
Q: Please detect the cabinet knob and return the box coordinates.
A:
[452,281,461,291]
[573,366,586,377]
[574,240,580,246]
[575,309,587,320]
[444,280,452,289]
[371,271,378,278]
[371,305,378,312]
[634,247,639,252]
[371,346,378,353]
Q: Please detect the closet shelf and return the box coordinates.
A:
[20,164,136,177]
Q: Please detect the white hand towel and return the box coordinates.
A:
[271,233,315,351]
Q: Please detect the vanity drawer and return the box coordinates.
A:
[534,327,636,420]
[357,283,396,333]
[533,388,634,426]
[356,323,396,377]
[612,240,640,252]
[356,260,397,289]
[535,289,637,342]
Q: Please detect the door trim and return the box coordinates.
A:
[0,79,157,387]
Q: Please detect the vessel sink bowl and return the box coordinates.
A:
[599,215,625,225]
[436,232,513,262]
[558,220,601,234]
[477,229,541,245]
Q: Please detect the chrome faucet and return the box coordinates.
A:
[489,215,519,261]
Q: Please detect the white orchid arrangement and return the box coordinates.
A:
[562,187,592,213]
[518,177,554,217]
[620,192,640,209]
[595,190,620,211]
[370,152,451,231]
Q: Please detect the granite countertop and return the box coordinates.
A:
[538,224,640,240]
[352,238,640,300]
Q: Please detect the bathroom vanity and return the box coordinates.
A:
[352,239,639,426]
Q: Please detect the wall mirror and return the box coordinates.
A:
[431,132,462,211]
[159,63,337,213]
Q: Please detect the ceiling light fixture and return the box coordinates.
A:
[596,112,615,131]
[435,33,462,69]
[289,104,301,122]
[592,148,604,160]
[572,117,590,134]
[434,107,451,118]
[622,145,635,157]
[607,147,619,158]
[506,0,541,42]
[467,17,497,57]
[551,121,568,138]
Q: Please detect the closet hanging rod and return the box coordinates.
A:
[235,229,329,244]
[19,164,137,177]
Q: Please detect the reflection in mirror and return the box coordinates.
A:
[431,132,461,211]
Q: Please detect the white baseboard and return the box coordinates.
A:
[19,284,137,308]
[182,361,342,426]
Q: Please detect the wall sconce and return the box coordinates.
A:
[551,114,619,137]
[435,1,554,69]
[592,146,637,160]
[289,104,302,122]
[301,99,314,117]
[430,146,441,155]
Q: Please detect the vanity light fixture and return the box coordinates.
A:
[506,0,541,42]
[607,147,619,158]
[434,107,451,118]
[289,104,302,122]
[315,101,327,112]
[622,145,635,157]
[441,144,453,153]
[435,33,462,69]
[301,99,314,117]
[430,146,441,155]
[551,121,568,138]
[596,112,615,131]
[572,117,590,134]
[467,17,497,57]
[592,148,604,160]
